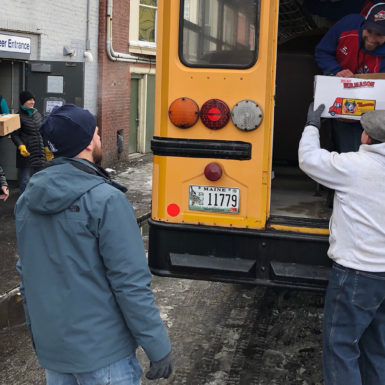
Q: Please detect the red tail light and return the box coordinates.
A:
[204,162,223,181]
[200,99,230,129]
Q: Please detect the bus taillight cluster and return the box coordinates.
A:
[168,97,263,132]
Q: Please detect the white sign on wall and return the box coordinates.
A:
[0,33,31,54]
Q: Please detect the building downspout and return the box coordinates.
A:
[84,0,93,61]
[106,0,154,64]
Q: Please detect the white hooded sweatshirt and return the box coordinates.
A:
[299,125,385,272]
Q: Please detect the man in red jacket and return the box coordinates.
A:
[315,2,385,153]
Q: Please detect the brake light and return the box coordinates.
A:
[204,162,223,181]
[167,203,180,217]
[200,99,230,129]
[168,97,199,128]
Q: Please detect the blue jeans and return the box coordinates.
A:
[45,354,143,385]
[323,263,385,385]
[331,119,362,153]
[19,167,43,193]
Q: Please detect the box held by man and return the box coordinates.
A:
[0,114,20,136]
[314,75,385,120]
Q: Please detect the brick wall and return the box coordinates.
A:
[98,0,132,166]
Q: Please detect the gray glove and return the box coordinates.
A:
[306,103,325,129]
[146,351,173,380]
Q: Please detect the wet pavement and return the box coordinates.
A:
[0,153,325,385]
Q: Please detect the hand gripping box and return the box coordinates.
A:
[314,74,385,120]
[0,114,20,136]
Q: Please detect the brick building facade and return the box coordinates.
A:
[98,0,156,166]
[0,0,156,176]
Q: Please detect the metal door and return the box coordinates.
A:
[26,61,84,116]
[145,74,155,153]
[129,76,140,153]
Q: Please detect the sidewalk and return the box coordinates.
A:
[0,153,153,328]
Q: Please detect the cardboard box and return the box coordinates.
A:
[0,114,20,136]
[314,75,385,120]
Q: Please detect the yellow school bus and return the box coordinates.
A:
[149,0,332,290]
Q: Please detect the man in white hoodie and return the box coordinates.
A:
[299,105,385,385]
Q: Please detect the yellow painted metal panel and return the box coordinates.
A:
[269,224,330,236]
[152,0,280,230]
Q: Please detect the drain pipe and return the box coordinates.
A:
[84,0,94,61]
[106,0,154,64]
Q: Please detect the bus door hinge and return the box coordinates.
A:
[262,171,269,185]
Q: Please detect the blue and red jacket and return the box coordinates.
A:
[361,1,383,16]
[315,13,385,75]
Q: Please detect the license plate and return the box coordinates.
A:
[189,185,240,214]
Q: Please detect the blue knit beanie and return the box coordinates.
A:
[40,104,96,158]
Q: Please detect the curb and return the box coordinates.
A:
[0,211,151,329]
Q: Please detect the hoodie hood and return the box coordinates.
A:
[21,158,107,215]
[360,142,385,168]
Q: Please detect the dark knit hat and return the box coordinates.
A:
[361,110,385,142]
[19,90,35,105]
[40,104,96,158]
[364,3,385,36]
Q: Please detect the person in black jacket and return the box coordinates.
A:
[0,164,9,201]
[11,91,46,193]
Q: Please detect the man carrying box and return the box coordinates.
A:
[315,2,385,153]
[299,104,385,385]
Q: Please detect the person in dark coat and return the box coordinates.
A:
[11,91,46,193]
[0,164,9,201]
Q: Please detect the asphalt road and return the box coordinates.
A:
[1,269,325,385]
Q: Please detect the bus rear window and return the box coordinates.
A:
[180,0,260,68]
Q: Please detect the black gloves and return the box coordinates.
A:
[146,351,173,380]
[306,103,325,129]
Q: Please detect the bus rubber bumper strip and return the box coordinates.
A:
[151,136,252,160]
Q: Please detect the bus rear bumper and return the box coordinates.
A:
[148,219,331,291]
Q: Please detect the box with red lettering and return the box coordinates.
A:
[314,74,385,120]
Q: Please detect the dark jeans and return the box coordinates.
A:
[323,263,385,385]
[331,119,363,153]
[18,167,43,193]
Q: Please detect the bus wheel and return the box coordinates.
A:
[330,111,336,116]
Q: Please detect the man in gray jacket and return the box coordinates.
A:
[299,105,385,385]
[15,104,173,385]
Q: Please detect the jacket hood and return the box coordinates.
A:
[21,158,106,215]
[360,142,385,168]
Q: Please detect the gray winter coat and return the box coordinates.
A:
[15,157,171,373]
